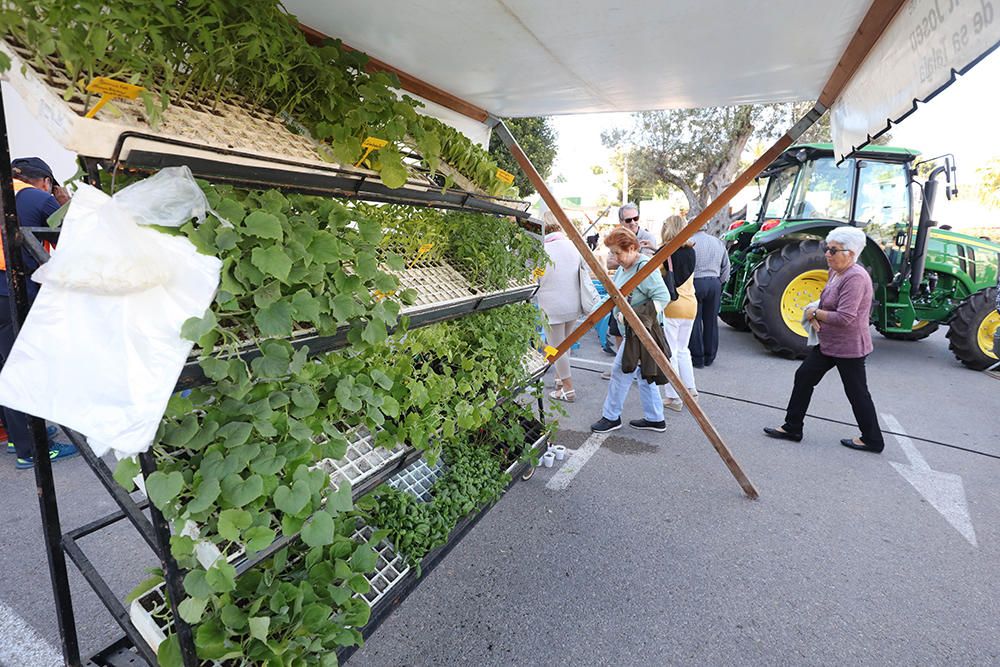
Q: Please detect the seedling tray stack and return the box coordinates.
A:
[2,29,553,665]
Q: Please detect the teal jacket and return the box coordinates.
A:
[609,256,672,323]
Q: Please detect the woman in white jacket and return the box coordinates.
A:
[536,223,586,402]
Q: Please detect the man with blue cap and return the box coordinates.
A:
[1,157,77,468]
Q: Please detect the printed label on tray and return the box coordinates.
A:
[495,169,515,185]
[362,137,389,150]
[86,77,144,99]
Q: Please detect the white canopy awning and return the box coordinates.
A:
[285,0,1000,158]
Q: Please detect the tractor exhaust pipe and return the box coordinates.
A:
[910,166,945,290]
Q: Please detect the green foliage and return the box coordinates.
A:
[92,173,550,661]
[364,400,540,566]
[0,0,509,194]
[488,117,559,197]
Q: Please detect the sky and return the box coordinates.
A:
[548,48,1000,208]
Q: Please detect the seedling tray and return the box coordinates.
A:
[386,458,446,503]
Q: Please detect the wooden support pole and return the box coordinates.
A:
[545,103,826,361]
[491,118,759,500]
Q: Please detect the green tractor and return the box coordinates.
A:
[720,143,1000,370]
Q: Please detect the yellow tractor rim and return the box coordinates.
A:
[912,319,931,330]
[978,311,1000,359]
[781,270,828,337]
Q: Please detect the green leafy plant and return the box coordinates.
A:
[0,0,512,193]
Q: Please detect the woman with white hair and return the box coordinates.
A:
[536,211,585,402]
[764,227,885,453]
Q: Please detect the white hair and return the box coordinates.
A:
[826,226,866,256]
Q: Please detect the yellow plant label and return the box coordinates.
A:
[362,137,389,150]
[84,77,145,119]
[495,169,515,185]
[417,243,435,255]
[373,289,396,301]
[543,345,559,360]
[532,267,546,279]
[86,77,144,99]
[356,137,389,167]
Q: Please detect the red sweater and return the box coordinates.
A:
[818,263,874,358]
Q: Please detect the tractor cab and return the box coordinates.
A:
[724,143,918,265]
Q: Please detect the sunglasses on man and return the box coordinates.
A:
[623,216,640,223]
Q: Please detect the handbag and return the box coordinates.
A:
[661,255,678,302]
[579,263,600,313]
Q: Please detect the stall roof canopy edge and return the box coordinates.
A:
[288,0,1000,159]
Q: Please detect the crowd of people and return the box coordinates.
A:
[537,203,886,453]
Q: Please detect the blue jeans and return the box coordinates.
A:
[602,340,665,422]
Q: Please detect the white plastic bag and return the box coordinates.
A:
[33,168,213,294]
[0,167,222,457]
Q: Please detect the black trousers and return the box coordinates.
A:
[690,276,722,365]
[782,346,884,448]
[0,295,34,459]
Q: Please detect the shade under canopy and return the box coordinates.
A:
[285,0,1000,158]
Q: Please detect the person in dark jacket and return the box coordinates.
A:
[2,157,77,469]
[591,228,673,434]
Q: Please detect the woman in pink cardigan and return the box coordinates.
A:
[763,227,885,453]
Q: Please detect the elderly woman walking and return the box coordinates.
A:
[591,227,673,433]
[536,221,586,402]
[764,227,885,453]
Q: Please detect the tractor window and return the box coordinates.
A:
[788,158,852,221]
[856,161,909,247]
[762,166,798,219]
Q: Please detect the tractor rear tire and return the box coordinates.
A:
[878,322,940,341]
[719,311,750,331]
[946,288,999,370]
[745,239,827,359]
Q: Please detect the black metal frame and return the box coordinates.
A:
[336,423,549,664]
[2,78,550,665]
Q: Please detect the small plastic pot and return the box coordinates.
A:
[553,445,567,461]
[542,452,555,468]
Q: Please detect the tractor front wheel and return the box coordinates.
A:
[947,288,999,370]
[745,239,827,359]
[719,310,750,331]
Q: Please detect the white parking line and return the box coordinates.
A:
[883,413,977,547]
[546,432,609,491]
[0,600,62,667]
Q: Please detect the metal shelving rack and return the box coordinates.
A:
[0,46,552,665]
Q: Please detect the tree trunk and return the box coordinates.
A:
[698,115,755,235]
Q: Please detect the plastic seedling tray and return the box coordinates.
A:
[315,426,407,490]
[387,458,445,503]
[129,583,230,666]
[351,523,410,609]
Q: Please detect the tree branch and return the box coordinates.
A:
[654,166,701,215]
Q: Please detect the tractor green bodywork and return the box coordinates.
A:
[720,143,1000,364]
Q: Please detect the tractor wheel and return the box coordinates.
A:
[719,311,750,331]
[878,321,940,341]
[745,239,827,359]
[946,288,999,370]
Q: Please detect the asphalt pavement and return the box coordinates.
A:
[1,322,998,665]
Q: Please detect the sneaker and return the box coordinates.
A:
[662,398,683,412]
[590,416,622,433]
[601,369,612,380]
[15,443,79,470]
[6,443,13,454]
[629,418,667,432]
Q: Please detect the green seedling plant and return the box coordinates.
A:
[0,0,512,193]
